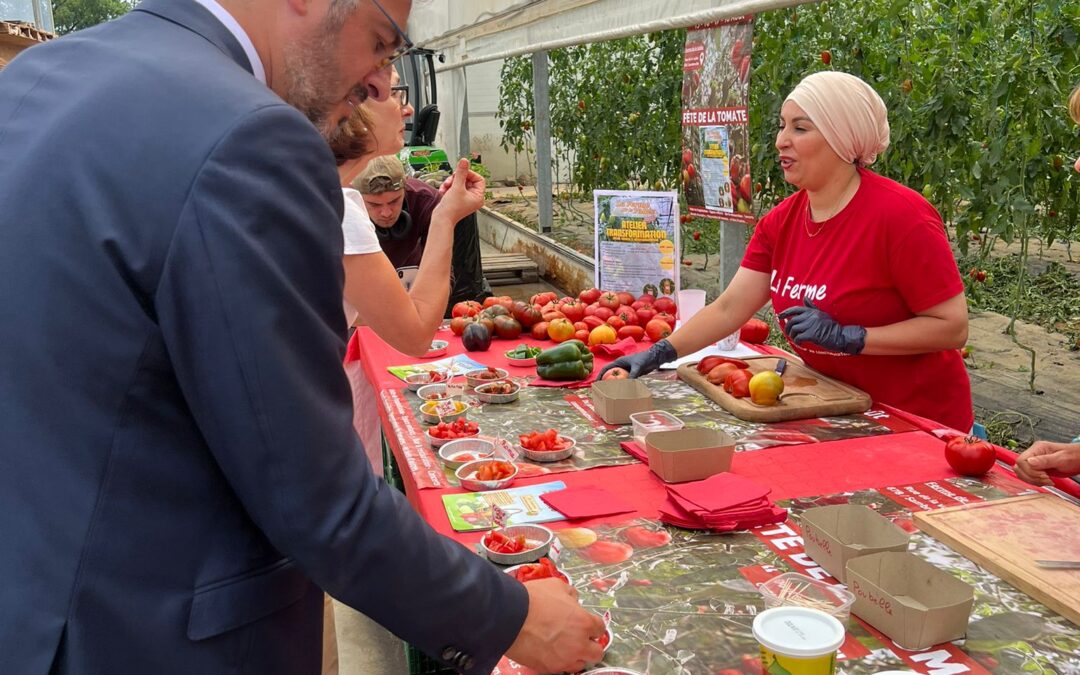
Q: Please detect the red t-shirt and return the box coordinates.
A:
[742,169,972,431]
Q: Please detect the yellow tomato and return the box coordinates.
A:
[748,370,784,405]
[588,324,618,347]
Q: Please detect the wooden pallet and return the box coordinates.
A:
[481,253,539,284]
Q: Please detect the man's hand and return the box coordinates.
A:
[1015,441,1080,486]
[505,578,606,674]
[434,158,485,224]
[778,298,867,355]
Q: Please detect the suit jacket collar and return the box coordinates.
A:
[133,0,254,76]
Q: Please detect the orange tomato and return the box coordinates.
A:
[588,324,618,347]
[546,318,576,343]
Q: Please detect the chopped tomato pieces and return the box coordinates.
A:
[518,429,571,452]
[429,419,480,439]
[508,558,568,583]
[483,531,535,554]
[471,460,514,481]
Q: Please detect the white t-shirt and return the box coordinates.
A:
[341,188,382,326]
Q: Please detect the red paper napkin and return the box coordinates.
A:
[659,473,788,532]
[620,440,648,462]
[540,487,636,520]
[588,337,637,359]
[667,472,772,513]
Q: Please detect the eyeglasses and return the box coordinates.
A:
[371,0,415,70]
[391,84,409,106]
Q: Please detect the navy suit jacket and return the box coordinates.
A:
[0,2,526,673]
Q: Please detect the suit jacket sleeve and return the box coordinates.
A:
[155,104,527,673]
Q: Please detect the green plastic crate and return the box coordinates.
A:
[405,643,457,675]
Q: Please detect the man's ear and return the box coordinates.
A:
[285,0,312,17]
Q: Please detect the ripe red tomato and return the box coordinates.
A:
[615,291,636,307]
[944,436,996,476]
[739,318,770,344]
[531,321,550,340]
[451,301,482,318]
[578,287,602,304]
[644,319,672,342]
[653,296,677,314]
[602,367,629,380]
[598,292,621,311]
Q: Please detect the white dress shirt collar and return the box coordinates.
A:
[190,0,266,85]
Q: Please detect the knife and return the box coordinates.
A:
[1035,560,1080,570]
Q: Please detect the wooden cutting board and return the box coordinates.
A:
[676,356,871,422]
[914,494,1080,626]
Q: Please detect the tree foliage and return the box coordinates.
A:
[497,0,1080,251]
[52,0,133,34]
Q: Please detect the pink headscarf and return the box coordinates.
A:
[785,71,890,166]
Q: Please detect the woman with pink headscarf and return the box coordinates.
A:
[603,71,973,432]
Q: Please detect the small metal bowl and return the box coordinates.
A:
[504,561,573,586]
[520,435,576,463]
[437,437,493,466]
[422,340,448,358]
[474,381,521,404]
[455,459,518,491]
[464,367,509,389]
[405,369,449,392]
[481,524,554,565]
[417,383,452,402]
[419,400,468,425]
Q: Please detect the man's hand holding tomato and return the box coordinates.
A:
[1015,441,1080,486]
[505,578,606,674]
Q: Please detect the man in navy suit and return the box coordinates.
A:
[0,1,604,673]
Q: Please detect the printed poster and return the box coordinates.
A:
[594,190,680,301]
[681,16,755,223]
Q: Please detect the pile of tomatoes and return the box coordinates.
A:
[507,557,568,584]
[428,419,479,440]
[482,530,534,554]
[469,460,515,481]
[519,429,572,452]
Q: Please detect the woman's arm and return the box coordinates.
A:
[861,292,968,356]
[666,267,772,357]
[344,251,442,357]
[343,159,485,357]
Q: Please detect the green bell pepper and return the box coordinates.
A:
[535,339,594,380]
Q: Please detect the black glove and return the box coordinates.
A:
[598,339,678,379]
[778,298,867,355]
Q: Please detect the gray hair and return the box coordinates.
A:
[325,0,362,30]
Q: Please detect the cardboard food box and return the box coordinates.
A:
[846,552,974,651]
[645,428,734,483]
[590,379,653,425]
[800,504,911,583]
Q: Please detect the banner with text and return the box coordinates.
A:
[594,190,680,299]
[681,16,755,223]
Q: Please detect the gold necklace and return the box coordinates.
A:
[804,174,860,238]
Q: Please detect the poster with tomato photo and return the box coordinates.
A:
[593,190,680,301]
[682,16,755,223]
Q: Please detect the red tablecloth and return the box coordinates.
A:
[350,327,1062,532]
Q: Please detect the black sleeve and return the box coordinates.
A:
[446,213,492,317]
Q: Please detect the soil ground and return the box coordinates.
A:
[486,188,1080,444]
